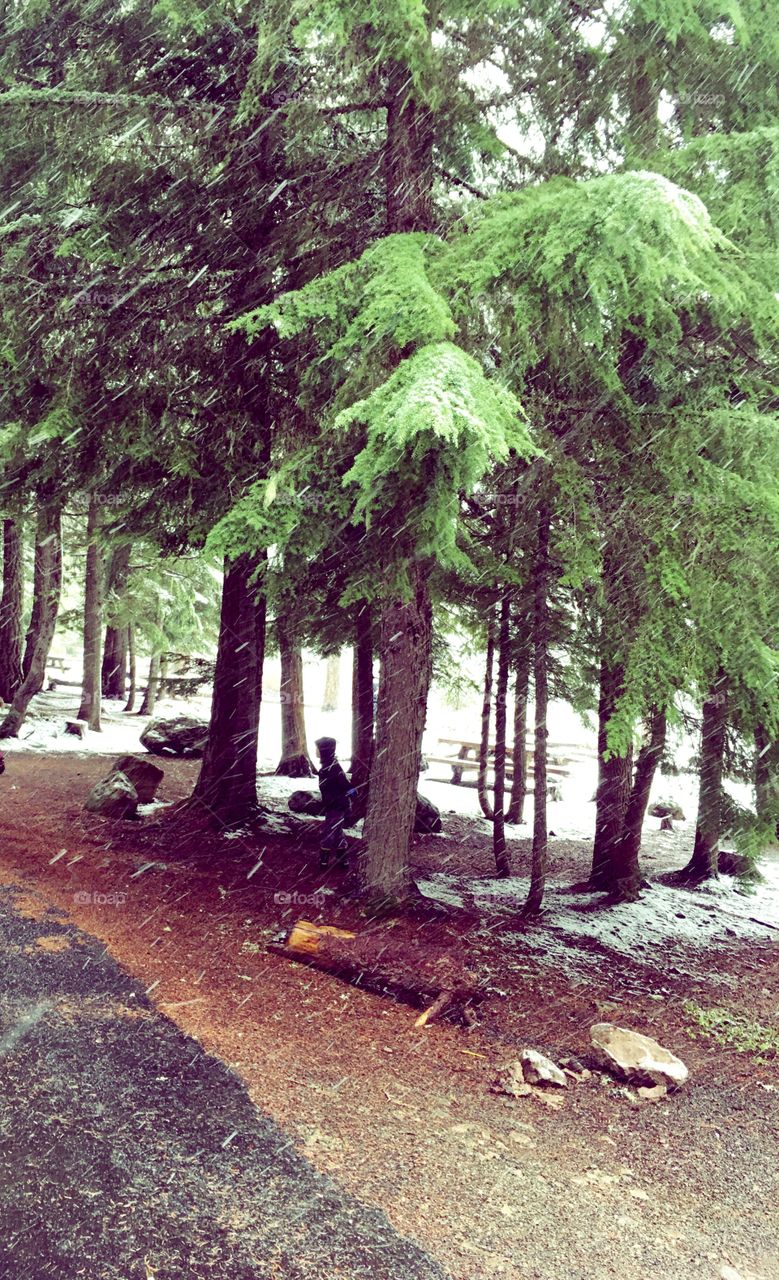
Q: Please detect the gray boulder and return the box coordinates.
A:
[288,790,325,817]
[84,772,138,819]
[718,849,752,877]
[287,789,442,833]
[112,755,164,803]
[590,1022,688,1089]
[649,799,685,821]
[140,715,209,758]
[415,793,442,834]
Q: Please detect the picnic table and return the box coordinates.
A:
[431,737,570,780]
[46,656,67,671]
[426,736,595,799]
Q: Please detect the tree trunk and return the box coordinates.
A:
[361,560,433,902]
[102,625,128,699]
[683,674,729,880]
[158,651,170,699]
[101,543,131,697]
[0,508,62,738]
[755,722,779,840]
[124,623,136,712]
[384,61,434,236]
[321,652,340,712]
[358,43,435,902]
[0,518,24,703]
[477,609,497,820]
[192,552,266,825]
[525,502,550,915]
[493,593,512,877]
[612,707,666,900]
[276,616,314,776]
[507,647,530,824]
[591,659,633,890]
[350,604,375,804]
[77,496,104,731]
[138,651,160,716]
[21,521,45,680]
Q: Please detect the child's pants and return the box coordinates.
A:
[321,808,349,853]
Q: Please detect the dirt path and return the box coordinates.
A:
[0,886,449,1280]
[1,753,777,1280]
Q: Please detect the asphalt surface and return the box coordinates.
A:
[0,888,449,1280]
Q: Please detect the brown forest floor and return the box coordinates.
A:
[0,752,777,1280]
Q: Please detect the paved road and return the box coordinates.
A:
[0,888,449,1280]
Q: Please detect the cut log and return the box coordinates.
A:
[286,920,357,954]
[268,921,484,1025]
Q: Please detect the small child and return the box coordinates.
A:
[315,736,354,869]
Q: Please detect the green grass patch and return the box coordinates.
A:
[683,1001,779,1062]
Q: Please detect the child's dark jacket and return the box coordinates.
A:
[318,760,352,812]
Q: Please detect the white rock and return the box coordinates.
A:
[520,1048,568,1088]
[720,1266,743,1280]
[590,1023,689,1089]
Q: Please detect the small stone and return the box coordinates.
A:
[720,1266,743,1280]
[509,1130,535,1147]
[65,719,88,738]
[637,1083,668,1101]
[491,1061,532,1098]
[532,1089,565,1110]
[520,1048,568,1088]
[560,1055,586,1074]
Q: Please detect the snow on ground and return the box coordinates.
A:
[417,858,779,986]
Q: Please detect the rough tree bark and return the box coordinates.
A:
[359,50,436,901]
[477,608,497,820]
[21,522,44,680]
[0,508,62,738]
[683,674,729,880]
[192,552,266,825]
[77,495,104,731]
[362,560,433,902]
[124,622,136,712]
[275,615,314,777]
[138,652,160,716]
[101,625,127,699]
[0,518,24,703]
[590,658,634,891]
[321,652,340,713]
[101,543,131,698]
[525,501,550,915]
[492,593,512,877]
[350,604,375,805]
[507,646,530,824]
[612,707,667,901]
[755,722,779,840]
